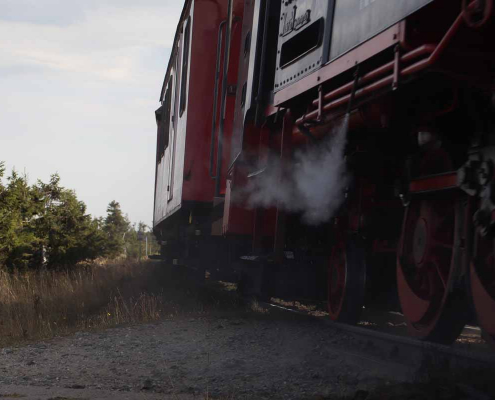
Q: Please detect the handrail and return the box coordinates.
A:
[298,7,468,126]
[254,0,272,126]
[214,0,235,197]
[209,19,227,179]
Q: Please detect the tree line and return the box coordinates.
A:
[0,162,157,270]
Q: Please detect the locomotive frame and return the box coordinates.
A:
[154,0,495,346]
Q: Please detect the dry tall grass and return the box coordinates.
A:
[0,261,189,346]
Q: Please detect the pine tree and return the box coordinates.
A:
[103,201,130,259]
[0,169,39,269]
[33,174,106,268]
[0,167,108,270]
[0,162,140,269]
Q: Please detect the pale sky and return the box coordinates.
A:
[0,0,184,226]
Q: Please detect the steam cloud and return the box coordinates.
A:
[243,115,350,225]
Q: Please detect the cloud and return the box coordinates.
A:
[0,0,183,26]
[0,2,181,84]
[0,0,87,26]
[0,1,184,224]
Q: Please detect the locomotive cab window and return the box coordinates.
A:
[179,17,191,116]
[280,18,324,68]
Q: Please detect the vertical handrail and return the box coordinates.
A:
[255,0,272,126]
[214,0,235,196]
[209,20,227,179]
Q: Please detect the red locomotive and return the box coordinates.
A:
[153,0,495,345]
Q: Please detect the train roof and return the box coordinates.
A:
[158,0,192,102]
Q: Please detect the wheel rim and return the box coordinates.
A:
[397,148,467,343]
[471,235,495,342]
[397,195,457,337]
[328,240,346,319]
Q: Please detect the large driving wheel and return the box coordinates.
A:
[397,194,469,343]
[397,147,470,343]
[470,234,495,344]
[328,235,367,324]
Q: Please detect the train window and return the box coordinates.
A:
[241,82,247,108]
[280,18,324,68]
[244,31,251,58]
[155,80,172,162]
[179,17,191,116]
[155,106,164,162]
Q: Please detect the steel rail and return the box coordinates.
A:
[258,300,495,370]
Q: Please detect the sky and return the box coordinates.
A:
[0,0,184,226]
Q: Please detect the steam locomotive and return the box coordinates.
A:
[153,0,495,345]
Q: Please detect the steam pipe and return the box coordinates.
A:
[298,8,465,126]
[311,44,436,107]
[428,13,464,64]
[209,20,227,179]
[215,0,234,196]
[462,0,493,28]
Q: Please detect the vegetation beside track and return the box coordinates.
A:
[0,261,167,346]
[0,161,158,271]
[0,261,248,348]
[1,263,494,399]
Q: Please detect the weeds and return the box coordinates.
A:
[249,298,269,314]
[0,261,189,346]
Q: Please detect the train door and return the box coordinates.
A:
[167,56,180,202]
[167,16,191,203]
[166,73,175,201]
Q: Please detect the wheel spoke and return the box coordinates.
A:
[431,258,447,290]
[398,150,467,343]
[426,267,443,297]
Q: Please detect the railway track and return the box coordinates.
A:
[167,266,495,386]
[249,296,495,376]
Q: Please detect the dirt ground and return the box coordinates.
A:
[0,270,492,400]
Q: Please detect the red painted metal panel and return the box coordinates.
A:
[181,0,244,203]
[222,122,260,236]
[223,171,254,235]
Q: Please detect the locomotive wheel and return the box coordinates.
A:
[328,235,366,324]
[470,234,495,344]
[397,195,468,343]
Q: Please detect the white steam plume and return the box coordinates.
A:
[242,115,350,225]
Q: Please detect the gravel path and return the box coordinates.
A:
[0,305,415,400]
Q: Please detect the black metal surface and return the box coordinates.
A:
[254,0,272,126]
[330,0,434,61]
[229,0,281,166]
[229,0,262,167]
[274,0,335,92]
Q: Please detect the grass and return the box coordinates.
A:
[0,260,204,347]
[1,262,493,399]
